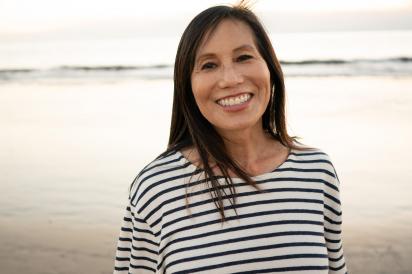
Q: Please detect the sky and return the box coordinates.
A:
[1,0,412,38]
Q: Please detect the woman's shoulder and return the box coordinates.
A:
[290,146,330,157]
[128,148,188,206]
[288,146,337,174]
[139,148,186,175]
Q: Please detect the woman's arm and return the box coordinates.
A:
[324,164,348,274]
[113,200,158,273]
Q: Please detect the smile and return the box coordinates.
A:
[216,93,252,107]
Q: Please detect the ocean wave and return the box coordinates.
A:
[0,68,35,73]
[59,64,170,71]
[280,57,412,65]
[1,56,412,82]
[0,65,171,74]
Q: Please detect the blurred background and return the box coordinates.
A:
[1,0,411,273]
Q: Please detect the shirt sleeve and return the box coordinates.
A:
[113,200,158,273]
[324,165,348,274]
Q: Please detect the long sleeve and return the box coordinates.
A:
[324,166,348,274]
[113,200,158,273]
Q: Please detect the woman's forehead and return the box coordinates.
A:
[195,19,257,57]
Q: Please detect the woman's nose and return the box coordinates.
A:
[218,64,243,88]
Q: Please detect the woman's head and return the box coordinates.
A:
[191,18,271,134]
[169,3,288,148]
[167,2,300,220]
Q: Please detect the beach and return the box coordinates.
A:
[1,75,411,273]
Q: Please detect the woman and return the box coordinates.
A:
[114,3,348,274]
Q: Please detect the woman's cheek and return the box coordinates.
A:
[194,75,214,100]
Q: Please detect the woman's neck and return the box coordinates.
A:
[181,124,288,177]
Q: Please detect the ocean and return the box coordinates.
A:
[1,30,412,83]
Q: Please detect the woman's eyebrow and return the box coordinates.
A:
[196,53,216,64]
[195,44,256,64]
[233,44,255,52]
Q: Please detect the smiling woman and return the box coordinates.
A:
[113,2,348,274]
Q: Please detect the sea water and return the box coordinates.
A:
[1,30,412,81]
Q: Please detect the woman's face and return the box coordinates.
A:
[191,19,271,134]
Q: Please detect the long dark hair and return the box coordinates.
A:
[167,3,305,220]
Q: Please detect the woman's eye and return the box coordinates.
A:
[237,54,253,62]
[201,62,217,70]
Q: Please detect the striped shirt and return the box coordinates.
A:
[114,148,348,274]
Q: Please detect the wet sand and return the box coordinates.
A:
[0,217,117,274]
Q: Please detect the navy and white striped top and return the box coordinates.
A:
[114,148,348,273]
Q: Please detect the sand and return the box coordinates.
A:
[343,211,412,274]
[1,213,411,274]
[0,217,117,274]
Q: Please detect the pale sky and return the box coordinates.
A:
[1,0,412,37]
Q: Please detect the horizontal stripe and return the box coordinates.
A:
[131,235,158,246]
[115,256,130,262]
[161,215,323,243]
[327,244,343,253]
[131,245,158,255]
[158,230,324,269]
[130,254,157,264]
[129,264,155,271]
[120,227,132,233]
[176,254,327,273]
[174,253,329,274]
[277,167,336,178]
[286,158,332,165]
[163,205,322,231]
[290,151,327,157]
[324,192,341,205]
[329,253,345,262]
[326,238,342,244]
[116,247,131,252]
[165,242,327,271]
[324,215,342,225]
[118,237,132,243]
[113,266,129,271]
[324,204,342,216]
[232,265,330,274]
[330,262,347,271]
[325,227,342,234]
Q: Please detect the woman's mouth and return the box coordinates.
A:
[216,93,252,107]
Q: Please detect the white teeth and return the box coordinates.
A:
[218,94,251,107]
